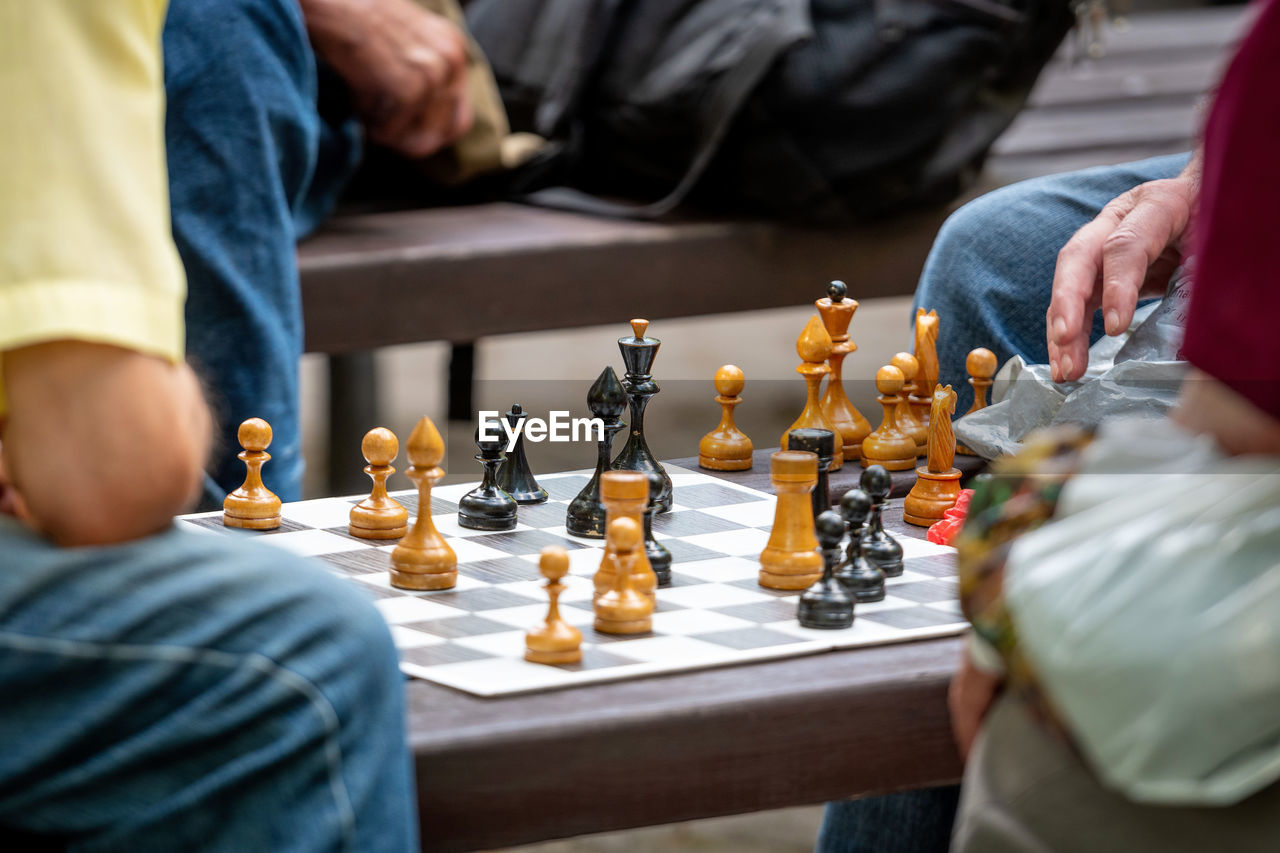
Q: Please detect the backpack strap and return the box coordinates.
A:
[523,3,811,219]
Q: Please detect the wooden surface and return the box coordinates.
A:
[406,448,981,852]
[297,7,1247,357]
[299,204,951,354]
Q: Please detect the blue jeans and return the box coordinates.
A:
[818,153,1190,853]
[911,152,1190,413]
[0,518,416,851]
[817,788,961,853]
[164,0,361,506]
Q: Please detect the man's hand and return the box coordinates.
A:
[948,654,1003,761]
[1046,157,1200,382]
[2,342,211,547]
[302,0,473,159]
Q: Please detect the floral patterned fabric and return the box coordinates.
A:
[954,425,1094,722]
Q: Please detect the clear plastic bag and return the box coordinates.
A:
[1003,417,1280,805]
[956,276,1193,458]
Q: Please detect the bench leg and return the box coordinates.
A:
[327,351,380,496]
[448,342,475,423]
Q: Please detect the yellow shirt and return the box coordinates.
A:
[0,0,185,414]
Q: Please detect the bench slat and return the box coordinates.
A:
[298,7,1243,356]
[300,207,949,352]
[994,100,1201,158]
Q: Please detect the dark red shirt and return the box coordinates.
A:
[1183,0,1280,420]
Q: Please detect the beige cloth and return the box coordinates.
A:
[951,695,1280,853]
[411,0,543,185]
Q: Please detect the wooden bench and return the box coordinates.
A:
[298,5,1243,493]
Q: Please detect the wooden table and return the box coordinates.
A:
[407,451,983,851]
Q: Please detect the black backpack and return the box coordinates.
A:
[467,0,1073,222]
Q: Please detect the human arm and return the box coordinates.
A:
[0,1,209,545]
[1045,151,1201,382]
[949,647,1003,760]
[299,0,473,158]
[0,343,211,547]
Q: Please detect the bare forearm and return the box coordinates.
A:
[1,341,212,546]
[296,0,363,54]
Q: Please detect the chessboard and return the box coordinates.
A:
[177,464,964,697]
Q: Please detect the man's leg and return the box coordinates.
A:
[913,153,1191,412]
[952,695,1280,853]
[0,519,415,851]
[163,0,360,505]
[816,786,961,853]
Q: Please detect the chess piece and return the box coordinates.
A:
[611,319,673,512]
[698,365,754,471]
[390,416,458,590]
[904,385,963,526]
[567,366,628,537]
[890,351,927,456]
[817,281,871,461]
[348,427,409,539]
[458,422,517,531]
[594,516,654,635]
[786,428,834,520]
[957,347,997,456]
[525,546,583,664]
[759,450,824,590]
[223,418,281,530]
[781,315,843,470]
[909,308,940,429]
[496,403,549,503]
[834,488,885,603]
[593,471,658,601]
[797,510,855,629]
[642,493,673,587]
[860,365,919,471]
[860,465,904,577]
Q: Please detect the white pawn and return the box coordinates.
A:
[525,547,582,664]
[594,516,653,635]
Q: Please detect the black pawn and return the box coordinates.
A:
[643,498,672,586]
[496,403,548,504]
[787,428,834,520]
[567,367,628,537]
[458,423,517,531]
[798,510,855,629]
[835,488,885,603]
[859,465,903,577]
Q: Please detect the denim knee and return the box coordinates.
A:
[0,522,413,849]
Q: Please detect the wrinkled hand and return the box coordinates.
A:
[948,654,1003,761]
[1046,166,1198,382]
[304,0,473,158]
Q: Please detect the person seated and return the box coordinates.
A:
[0,3,415,847]
[819,6,1260,850]
[163,0,474,505]
[949,2,1280,848]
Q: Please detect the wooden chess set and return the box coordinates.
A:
[189,282,997,697]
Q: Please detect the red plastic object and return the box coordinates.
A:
[927,489,975,546]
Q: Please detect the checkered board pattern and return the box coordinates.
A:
[177,465,964,697]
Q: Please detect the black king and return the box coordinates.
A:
[611,319,673,514]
